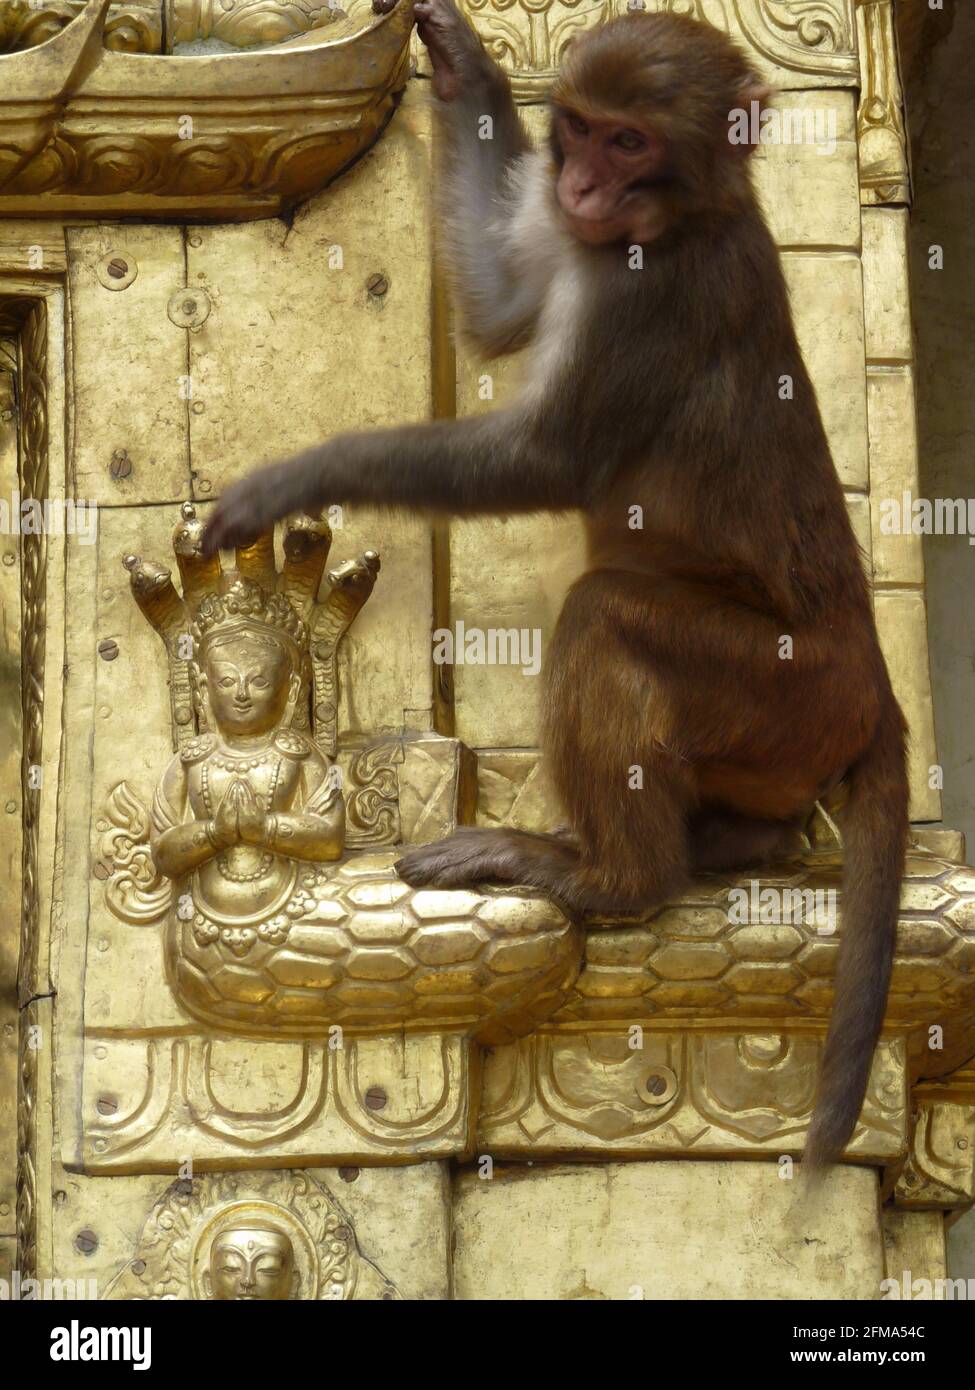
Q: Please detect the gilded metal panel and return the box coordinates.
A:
[453,1160,885,1300]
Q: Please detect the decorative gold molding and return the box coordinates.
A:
[479,1031,906,1161]
[895,1066,975,1209]
[856,0,910,205]
[445,0,858,100]
[0,0,414,219]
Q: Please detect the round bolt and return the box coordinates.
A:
[338,1166,359,1183]
[96,1095,118,1116]
[109,450,132,481]
[958,1137,970,1151]
[92,859,112,881]
[334,1225,350,1241]
[132,1259,146,1275]
[364,1085,387,1111]
[2,552,14,566]
[98,638,119,661]
[75,1229,99,1255]
[366,273,389,297]
[645,1073,667,1097]
[107,258,129,280]
[4,801,15,814]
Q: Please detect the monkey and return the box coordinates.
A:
[201,2,910,1175]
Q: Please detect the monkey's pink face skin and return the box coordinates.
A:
[554,109,670,246]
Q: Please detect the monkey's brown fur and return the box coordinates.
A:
[202,5,910,1175]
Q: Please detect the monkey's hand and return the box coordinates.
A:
[415,0,486,101]
[201,457,318,554]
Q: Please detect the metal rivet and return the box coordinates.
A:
[98,638,119,661]
[75,1229,98,1255]
[53,1190,67,1205]
[132,1259,146,1275]
[97,254,138,291]
[188,236,202,248]
[109,449,132,481]
[637,1065,677,1107]
[92,859,112,880]
[338,1166,359,1183]
[4,801,15,814]
[192,401,205,415]
[168,285,211,329]
[197,478,212,492]
[2,552,14,566]
[958,1138,970,1151]
[366,272,389,298]
[96,1095,117,1116]
[364,1085,387,1111]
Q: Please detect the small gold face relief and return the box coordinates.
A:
[205,637,293,737]
[207,1225,296,1301]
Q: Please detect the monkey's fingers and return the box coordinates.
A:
[201,462,304,555]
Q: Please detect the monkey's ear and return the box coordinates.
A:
[726,73,774,157]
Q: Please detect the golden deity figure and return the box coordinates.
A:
[149,576,346,954]
[203,1221,297,1302]
[122,502,381,964]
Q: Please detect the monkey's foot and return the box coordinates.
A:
[395,826,575,892]
[396,828,524,889]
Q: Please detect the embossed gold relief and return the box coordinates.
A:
[100,506,575,1048]
[442,0,858,100]
[168,0,375,48]
[479,1032,906,1161]
[0,0,414,218]
[0,0,162,52]
[0,0,376,53]
[103,1170,398,1298]
[856,0,910,206]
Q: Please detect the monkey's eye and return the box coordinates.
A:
[566,113,589,136]
[614,130,647,152]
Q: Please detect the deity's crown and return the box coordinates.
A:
[194,578,308,661]
[123,501,379,756]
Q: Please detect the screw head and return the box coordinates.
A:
[109,449,132,480]
[364,1085,387,1111]
[338,1166,360,1183]
[96,1095,118,1116]
[107,258,129,279]
[75,1229,98,1255]
[366,273,389,297]
[98,638,119,661]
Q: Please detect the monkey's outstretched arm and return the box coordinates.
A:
[200,413,585,554]
[417,0,546,355]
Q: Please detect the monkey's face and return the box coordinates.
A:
[552,108,671,246]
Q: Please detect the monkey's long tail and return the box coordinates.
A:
[803,693,909,1176]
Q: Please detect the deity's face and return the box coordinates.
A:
[205,635,293,738]
[207,1225,295,1300]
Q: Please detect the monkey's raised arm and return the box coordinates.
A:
[417,0,548,355]
[201,411,586,554]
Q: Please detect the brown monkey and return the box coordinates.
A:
[201,3,909,1173]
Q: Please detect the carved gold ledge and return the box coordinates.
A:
[73,847,975,1176]
[0,0,413,219]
